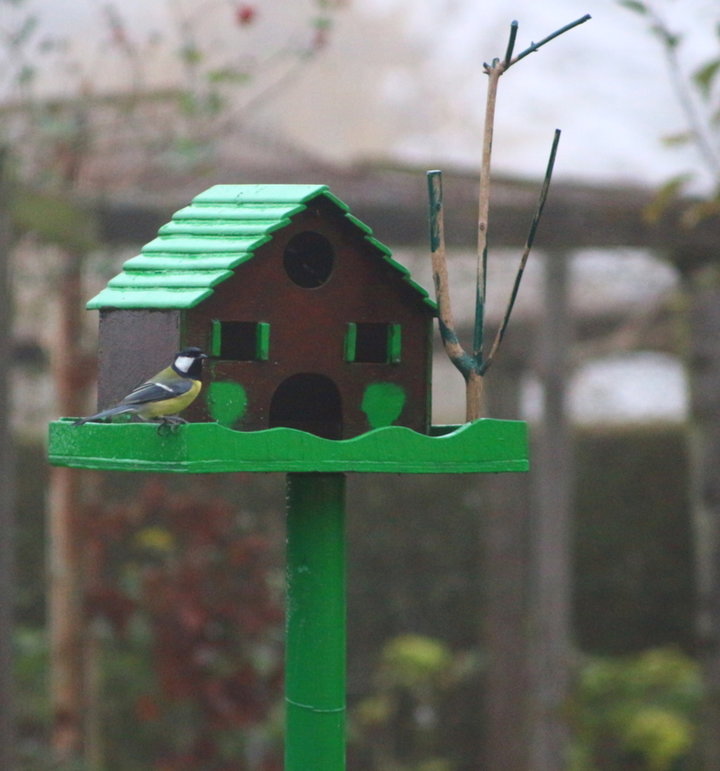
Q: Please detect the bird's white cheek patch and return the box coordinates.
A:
[174,355,194,373]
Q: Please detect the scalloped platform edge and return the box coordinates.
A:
[48,419,529,474]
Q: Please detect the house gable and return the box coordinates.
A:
[86,184,436,313]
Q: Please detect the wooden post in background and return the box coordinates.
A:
[684,262,720,770]
[0,147,17,769]
[482,335,531,770]
[530,250,574,771]
[49,248,88,761]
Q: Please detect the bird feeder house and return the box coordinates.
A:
[50,184,528,473]
[49,183,528,771]
[88,184,435,439]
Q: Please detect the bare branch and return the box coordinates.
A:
[482,129,561,374]
[475,65,502,363]
[427,170,475,378]
[509,14,591,68]
[429,15,590,421]
[475,14,589,388]
[651,11,720,177]
[504,21,520,68]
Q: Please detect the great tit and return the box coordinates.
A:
[73,347,208,426]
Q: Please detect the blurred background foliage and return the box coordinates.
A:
[13,426,694,768]
[571,647,699,771]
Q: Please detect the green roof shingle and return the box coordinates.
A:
[86,184,435,311]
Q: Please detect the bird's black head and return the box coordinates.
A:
[172,347,208,378]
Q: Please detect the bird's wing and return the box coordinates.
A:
[121,377,193,406]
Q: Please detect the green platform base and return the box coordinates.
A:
[48,419,529,474]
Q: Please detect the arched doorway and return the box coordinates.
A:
[269,373,343,439]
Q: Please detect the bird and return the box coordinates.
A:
[73,347,208,426]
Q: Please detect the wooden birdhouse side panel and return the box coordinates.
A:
[97,309,182,409]
[181,200,433,437]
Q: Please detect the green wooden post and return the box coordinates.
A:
[285,473,346,771]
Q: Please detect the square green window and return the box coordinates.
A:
[345,322,401,363]
[210,320,270,361]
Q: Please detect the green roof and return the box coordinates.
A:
[86,184,435,311]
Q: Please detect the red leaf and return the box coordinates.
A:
[235,5,256,25]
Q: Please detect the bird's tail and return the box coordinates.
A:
[73,405,136,426]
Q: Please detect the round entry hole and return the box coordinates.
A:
[283,231,334,288]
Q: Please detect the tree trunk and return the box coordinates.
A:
[684,265,720,769]
[49,249,88,761]
[529,250,574,771]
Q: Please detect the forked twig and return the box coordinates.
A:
[428,170,485,420]
[428,15,590,421]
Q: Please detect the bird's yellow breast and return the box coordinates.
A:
[138,379,202,419]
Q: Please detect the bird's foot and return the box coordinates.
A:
[155,416,187,436]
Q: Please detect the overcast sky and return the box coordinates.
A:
[7,0,720,191]
[323,0,720,190]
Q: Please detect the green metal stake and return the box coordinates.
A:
[285,472,346,770]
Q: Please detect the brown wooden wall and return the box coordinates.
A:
[182,198,433,436]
